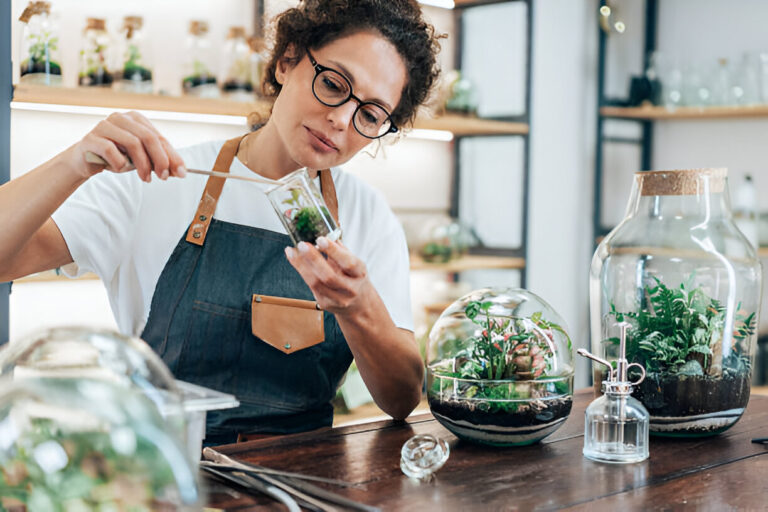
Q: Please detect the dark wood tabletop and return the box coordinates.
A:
[203,389,768,511]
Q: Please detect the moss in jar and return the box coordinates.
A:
[292,206,332,243]
[222,79,254,92]
[20,33,62,77]
[120,44,152,82]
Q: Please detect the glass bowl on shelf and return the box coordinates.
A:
[426,288,574,446]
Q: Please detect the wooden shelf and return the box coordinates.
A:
[14,270,99,283]
[12,84,529,136]
[410,254,525,272]
[600,104,768,121]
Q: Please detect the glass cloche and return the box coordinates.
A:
[426,288,574,446]
[0,327,201,509]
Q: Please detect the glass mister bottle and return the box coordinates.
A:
[580,323,649,464]
[18,1,62,86]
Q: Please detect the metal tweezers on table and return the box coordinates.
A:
[201,447,381,512]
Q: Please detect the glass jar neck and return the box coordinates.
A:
[625,170,732,221]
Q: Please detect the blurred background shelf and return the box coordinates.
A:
[410,254,525,272]
[12,84,529,136]
[600,104,768,121]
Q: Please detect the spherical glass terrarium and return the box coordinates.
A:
[0,327,201,509]
[590,168,762,437]
[427,288,574,446]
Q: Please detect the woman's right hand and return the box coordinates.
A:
[67,110,187,183]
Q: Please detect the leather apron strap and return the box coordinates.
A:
[186,134,340,246]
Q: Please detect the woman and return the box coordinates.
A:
[0,0,442,444]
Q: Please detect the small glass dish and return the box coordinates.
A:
[267,169,342,246]
[400,434,449,482]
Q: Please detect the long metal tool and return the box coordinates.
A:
[84,151,281,185]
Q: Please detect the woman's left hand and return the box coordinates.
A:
[284,237,372,316]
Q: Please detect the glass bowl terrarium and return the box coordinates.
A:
[267,169,341,246]
[590,168,762,437]
[0,327,202,509]
[427,288,574,446]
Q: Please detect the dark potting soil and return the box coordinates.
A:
[78,71,114,86]
[20,60,62,76]
[633,370,750,417]
[183,75,217,89]
[120,67,153,82]
[429,395,573,428]
[222,79,254,92]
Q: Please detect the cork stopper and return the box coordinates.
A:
[638,168,727,196]
[85,17,106,32]
[248,36,265,53]
[123,15,143,39]
[19,1,50,22]
[189,20,209,36]
[228,26,246,40]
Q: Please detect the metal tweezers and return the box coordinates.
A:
[752,437,768,444]
[201,448,381,512]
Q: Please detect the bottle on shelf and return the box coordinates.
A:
[248,36,266,98]
[733,173,758,250]
[220,26,254,101]
[182,20,219,98]
[114,16,153,94]
[18,1,62,86]
[78,17,113,87]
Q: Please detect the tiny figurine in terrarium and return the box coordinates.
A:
[427,288,574,446]
[267,169,341,246]
[114,16,153,94]
[18,1,62,86]
[78,18,113,87]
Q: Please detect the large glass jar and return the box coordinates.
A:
[115,15,153,94]
[0,327,201,508]
[220,26,254,101]
[182,20,218,98]
[590,168,762,437]
[426,288,574,446]
[78,17,113,87]
[18,1,62,86]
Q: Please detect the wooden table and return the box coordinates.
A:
[204,389,768,510]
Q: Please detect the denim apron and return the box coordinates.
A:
[141,136,353,445]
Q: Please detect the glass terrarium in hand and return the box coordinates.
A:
[0,327,201,509]
[267,169,341,246]
[426,288,574,446]
[18,1,62,86]
[78,17,113,87]
[114,16,153,94]
[590,168,762,437]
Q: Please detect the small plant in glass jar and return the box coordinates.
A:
[78,18,113,87]
[427,288,574,446]
[18,1,62,86]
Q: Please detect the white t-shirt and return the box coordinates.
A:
[52,139,413,336]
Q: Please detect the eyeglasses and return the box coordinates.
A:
[307,49,398,139]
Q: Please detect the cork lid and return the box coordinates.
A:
[228,26,246,40]
[85,17,106,32]
[248,36,265,52]
[19,1,50,22]
[189,20,209,36]
[123,15,143,38]
[638,168,727,196]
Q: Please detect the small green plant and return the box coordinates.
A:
[123,44,152,81]
[20,31,61,76]
[281,188,331,243]
[606,276,755,376]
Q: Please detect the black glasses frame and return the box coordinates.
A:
[306,49,398,139]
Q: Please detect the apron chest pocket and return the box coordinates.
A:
[251,294,324,354]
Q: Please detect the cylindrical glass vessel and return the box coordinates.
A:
[590,168,762,437]
[115,15,153,93]
[18,1,62,86]
[182,20,219,98]
[220,26,254,101]
[78,17,113,87]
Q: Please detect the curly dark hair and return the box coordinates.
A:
[261,0,443,129]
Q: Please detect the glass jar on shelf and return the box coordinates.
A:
[248,36,266,98]
[115,15,153,94]
[590,168,761,438]
[78,17,113,87]
[18,1,62,86]
[182,20,219,98]
[220,26,254,101]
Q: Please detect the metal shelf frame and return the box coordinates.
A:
[593,0,658,241]
[450,0,533,287]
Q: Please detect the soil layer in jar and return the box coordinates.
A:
[428,395,572,430]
